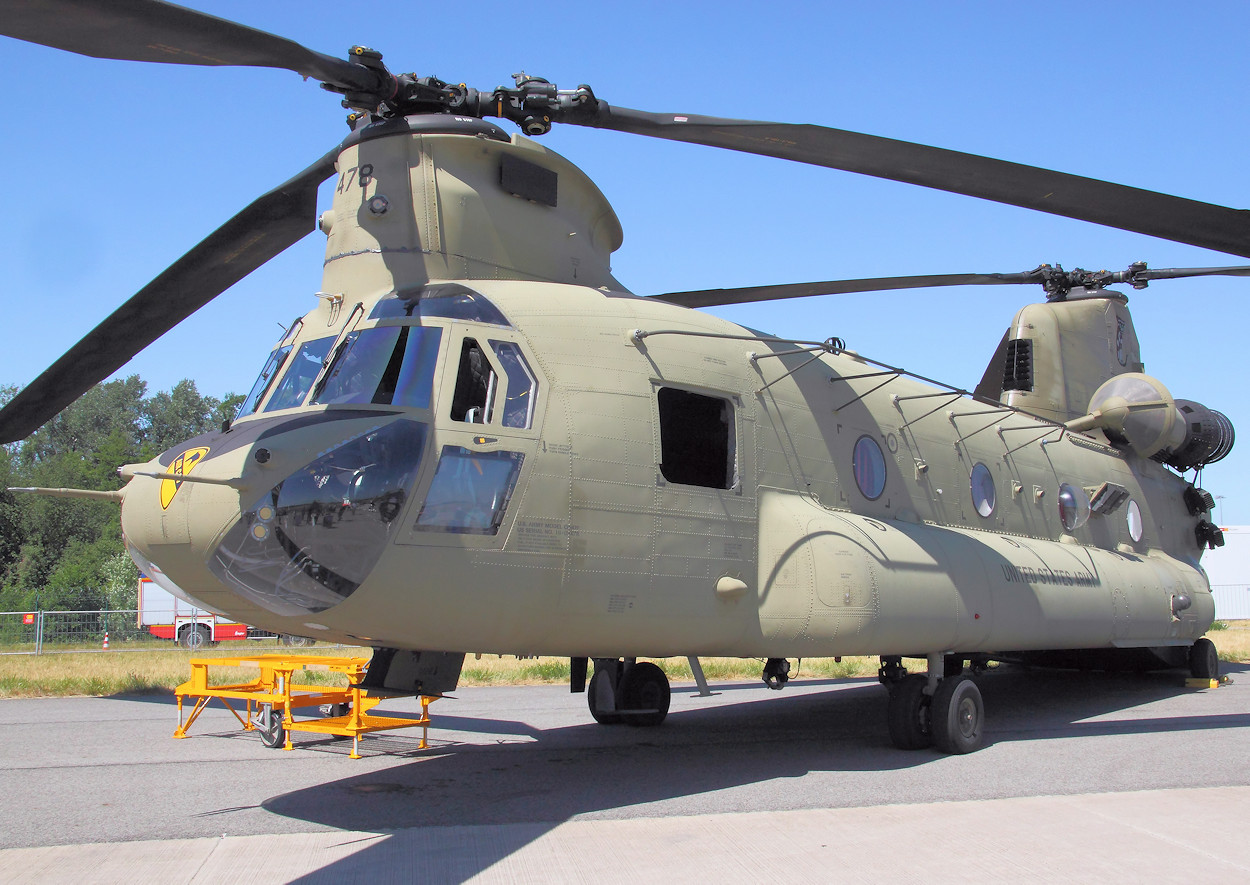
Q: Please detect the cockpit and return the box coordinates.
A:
[206,284,537,617]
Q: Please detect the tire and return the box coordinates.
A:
[887,674,932,750]
[587,667,621,725]
[931,675,985,754]
[180,624,210,651]
[258,710,286,749]
[1189,637,1220,680]
[619,662,670,727]
[280,634,315,648]
[943,655,965,678]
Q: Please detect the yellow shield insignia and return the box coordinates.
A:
[159,446,210,509]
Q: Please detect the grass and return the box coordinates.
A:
[1,623,1247,698]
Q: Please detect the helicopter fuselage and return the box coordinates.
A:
[119,277,1212,661]
[117,116,1214,667]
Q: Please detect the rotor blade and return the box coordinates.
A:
[0,148,338,444]
[0,0,379,93]
[581,107,1250,259]
[1129,265,1250,283]
[652,272,1036,309]
[651,264,1250,308]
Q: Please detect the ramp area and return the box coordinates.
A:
[173,654,434,758]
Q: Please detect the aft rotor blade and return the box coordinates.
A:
[0,148,338,444]
[653,272,1036,309]
[0,0,379,93]
[585,107,1250,259]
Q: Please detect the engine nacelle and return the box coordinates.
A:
[1068,373,1234,469]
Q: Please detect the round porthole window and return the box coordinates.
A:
[1126,499,1143,543]
[852,435,887,500]
[1058,483,1091,531]
[970,463,995,517]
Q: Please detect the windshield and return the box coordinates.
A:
[263,337,334,412]
[236,344,293,418]
[312,326,442,408]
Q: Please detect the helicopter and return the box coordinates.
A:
[1,0,1247,755]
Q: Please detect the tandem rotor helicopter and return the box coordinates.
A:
[3,0,1248,754]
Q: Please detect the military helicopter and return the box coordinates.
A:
[2,0,1246,755]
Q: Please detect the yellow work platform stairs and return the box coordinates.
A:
[174,654,434,759]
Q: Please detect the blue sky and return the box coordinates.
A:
[2,0,1248,520]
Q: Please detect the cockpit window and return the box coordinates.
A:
[370,283,511,327]
[263,337,334,412]
[489,340,538,429]
[450,338,496,424]
[237,343,293,418]
[312,326,442,408]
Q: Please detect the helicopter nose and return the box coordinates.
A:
[206,417,429,617]
[123,414,431,621]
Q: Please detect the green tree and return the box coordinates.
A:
[0,376,237,611]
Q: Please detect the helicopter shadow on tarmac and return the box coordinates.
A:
[251,664,1249,882]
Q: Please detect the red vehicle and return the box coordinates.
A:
[137,577,254,649]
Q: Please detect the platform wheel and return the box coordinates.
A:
[931,675,985,754]
[258,709,286,749]
[887,674,932,750]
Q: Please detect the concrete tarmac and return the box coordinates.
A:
[2,663,1249,882]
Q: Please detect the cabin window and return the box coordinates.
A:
[451,339,497,424]
[852,435,887,501]
[414,447,524,535]
[312,326,442,408]
[970,462,996,517]
[1126,499,1144,542]
[263,337,335,412]
[1058,482,1091,531]
[490,340,538,429]
[657,387,735,489]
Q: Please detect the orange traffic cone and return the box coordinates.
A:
[102,631,109,650]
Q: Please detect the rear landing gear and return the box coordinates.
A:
[587,658,670,727]
[1189,637,1220,680]
[881,655,986,754]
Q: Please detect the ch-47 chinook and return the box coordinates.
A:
[3,0,1247,755]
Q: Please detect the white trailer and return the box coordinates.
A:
[1200,526,1250,620]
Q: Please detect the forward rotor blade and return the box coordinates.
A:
[584,107,1250,259]
[652,272,1035,309]
[0,148,338,444]
[0,0,378,92]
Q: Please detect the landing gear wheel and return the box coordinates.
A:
[1189,637,1219,680]
[943,655,965,678]
[619,662,671,727]
[258,709,286,749]
[587,668,621,725]
[887,674,932,750]
[931,675,985,754]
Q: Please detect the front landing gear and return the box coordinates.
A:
[881,656,986,754]
[587,659,671,727]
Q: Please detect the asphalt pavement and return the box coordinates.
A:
[2,663,1248,882]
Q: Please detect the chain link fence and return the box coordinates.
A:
[0,609,320,655]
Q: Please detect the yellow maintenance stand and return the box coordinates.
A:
[173,654,434,759]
